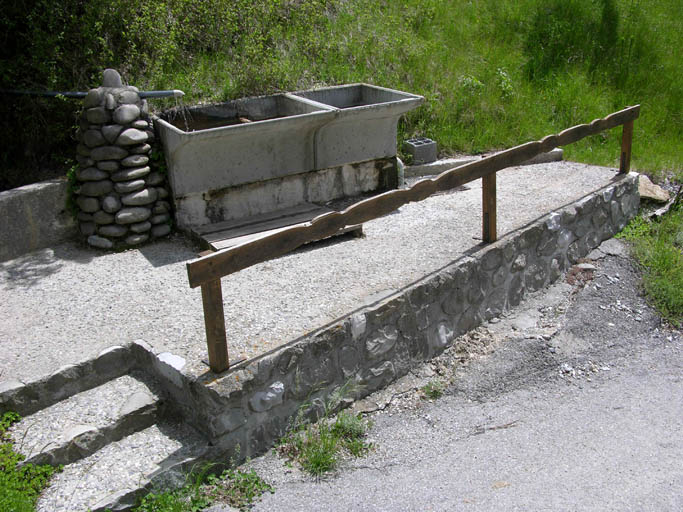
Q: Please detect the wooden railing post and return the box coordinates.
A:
[187,105,640,369]
[200,278,229,373]
[620,120,634,174]
[482,172,497,243]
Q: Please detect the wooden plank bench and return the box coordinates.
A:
[190,203,363,252]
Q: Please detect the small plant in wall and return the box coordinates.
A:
[149,148,168,176]
[65,160,80,219]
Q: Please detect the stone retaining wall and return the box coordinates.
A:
[0,178,75,262]
[1,173,640,463]
[141,173,641,457]
[74,69,171,249]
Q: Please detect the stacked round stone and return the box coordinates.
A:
[75,69,171,249]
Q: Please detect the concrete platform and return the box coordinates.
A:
[0,161,641,510]
[0,161,633,382]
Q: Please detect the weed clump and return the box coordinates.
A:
[421,379,446,400]
[617,199,683,326]
[134,463,273,512]
[278,410,373,476]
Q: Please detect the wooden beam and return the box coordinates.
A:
[482,173,497,243]
[620,120,634,174]
[200,279,229,372]
[187,105,640,288]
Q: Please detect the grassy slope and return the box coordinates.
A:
[136,0,681,179]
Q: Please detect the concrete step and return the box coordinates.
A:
[8,370,161,467]
[36,420,210,512]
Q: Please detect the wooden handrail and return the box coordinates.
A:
[187,104,639,372]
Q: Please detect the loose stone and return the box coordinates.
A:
[130,143,151,155]
[151,224,171,237]
[76,196,100,213]
[102,195,122,214]
[121,154,149,167]
[125,233,149,245]
[91,145,128,161]
[79,180,113,197]
[102,69,123,88]
[83,129,105,148]
[105,93,116,110]
[141,99,149,115]
[83,88,103,108]
[93,210,115,224]
[113,104,140,124]
[79,222,96,236]
[146,171,164,186]
[76,155,94,167]
[87,235,113,249]
[153,201,171,214]
[117,90,140,104]
[150,213,170,225]
[132,119,149,129]
[101,125,123,144]
[116,128,148,146]
[97,160,119,172]
[76,167,108,182]
[98,224,128,237]
[116,207,152,224]
[111,166,150,182]
[130,221,152,233]
[114,179,146,194]
[122,188,157,206]
[86,107,111,124]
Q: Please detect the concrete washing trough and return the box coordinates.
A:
[155,84,423,230]
[290,84,424,168]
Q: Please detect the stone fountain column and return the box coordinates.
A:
[74,69,171,249]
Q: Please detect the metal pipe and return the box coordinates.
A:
[1,89,185,99]
[140,90,185,99]
[1,89,87,98]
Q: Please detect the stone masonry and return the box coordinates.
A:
[0,173,640,496]
[131,173,641,458]
[74,69,171,249]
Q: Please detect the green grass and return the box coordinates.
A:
[421,379,446,400]
[278,410,373,476]
[2,0,681,187]
[144,0,680,179]
[133,464,273,512]
[617,201,683,326]
[0,411,60,512]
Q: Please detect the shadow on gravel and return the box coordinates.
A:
[137,235,202,268]
[0,241,100,289]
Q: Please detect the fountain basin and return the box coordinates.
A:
[155,84,423,228]
[291,84,424,169]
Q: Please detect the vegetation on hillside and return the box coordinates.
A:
[1,0,680,190]
[618,200,683,326]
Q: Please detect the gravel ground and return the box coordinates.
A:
[0,162,623,380]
